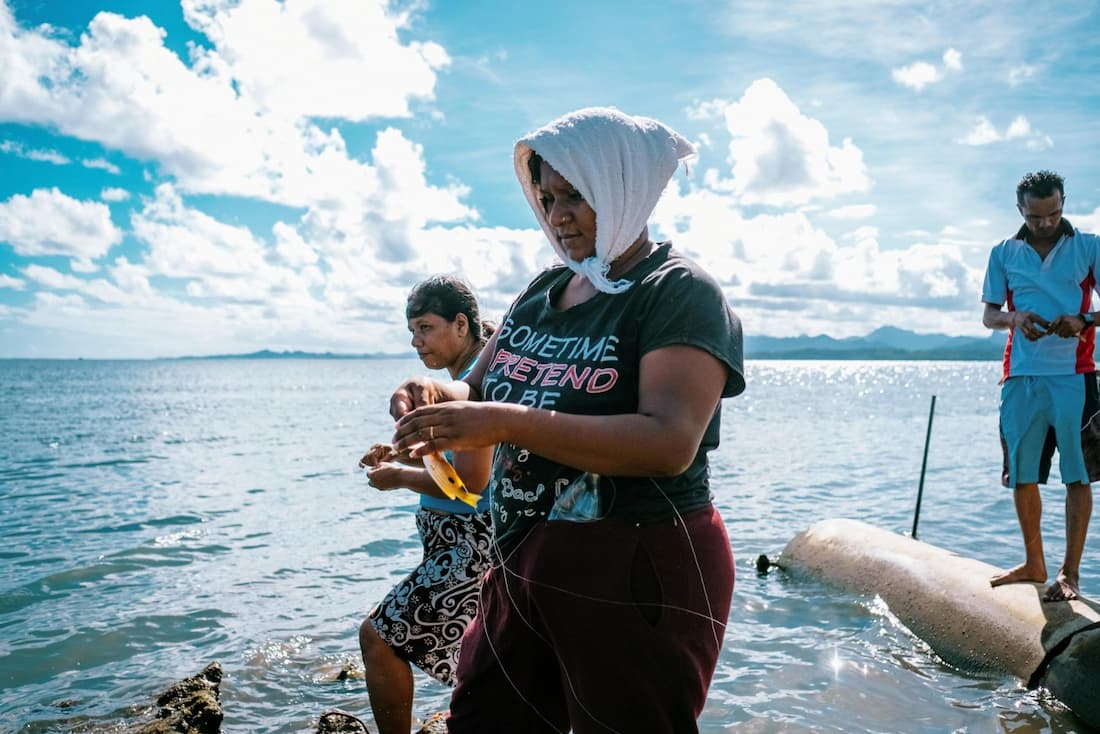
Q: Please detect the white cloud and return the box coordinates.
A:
[101,187,130,201]
[892,49,963,91]
[22,263,138,304]
[9,211,549,359]
[650,174,985,339]
[1004,116,1031,138]
[958,115,1050,149]
[0,187,121,258]
[714,78,870,207]
[0,139,69,164]
[892,62,942,91]
[713,1,1093,77]
[272,221,318,268]
[686,98,729,121]
[1025,135,1054,151]
[0,1,451,207]
[827,204,877,220]
[0,273,25,290]
[1008,64,1037,86]
[180,0,449,121]
[23,264,86,290]
[1072,205,1100,235]
[109,257,154,299]
[83,158,120,174]
[959,116,1000,145]
[132,183,284,285]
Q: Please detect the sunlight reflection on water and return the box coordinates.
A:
[1,358,1091,733]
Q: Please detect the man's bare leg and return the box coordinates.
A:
[1044,482,1093,602]
[359,619,414,734]
[991,482,1048,587]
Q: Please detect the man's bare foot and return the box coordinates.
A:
[1042,572,1081,602]
[990,562,1046,588]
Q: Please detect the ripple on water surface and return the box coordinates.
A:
[1,359,1091,732]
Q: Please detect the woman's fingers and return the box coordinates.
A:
[358,443,397,469]
[394,408,442,455]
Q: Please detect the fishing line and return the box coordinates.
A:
[648,477,724,652]
[489,522,630,734]
[471,469,728,733]
[475,522,571,733]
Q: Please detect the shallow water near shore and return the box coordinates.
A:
[1,358,1096,733]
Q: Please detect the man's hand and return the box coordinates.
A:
[1047,313,1089,340]
[1014,310,1051,341]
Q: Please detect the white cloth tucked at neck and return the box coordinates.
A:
[513,107,696,294]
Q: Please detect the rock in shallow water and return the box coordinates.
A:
[317,709,370,733]
[134,661,224,733]
[314,709,446,734]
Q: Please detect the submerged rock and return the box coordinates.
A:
[314,709,446,734]
[135,661,224,733]
[55,662,224,733]
[317,709,370,733]
[417,712,446,733]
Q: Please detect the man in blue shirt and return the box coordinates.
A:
[982,170,1100,602]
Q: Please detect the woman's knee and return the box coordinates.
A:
[359,617,384,657]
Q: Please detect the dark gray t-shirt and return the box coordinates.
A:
[480,243,744,555]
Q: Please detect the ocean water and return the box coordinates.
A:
[1,358,1095,733]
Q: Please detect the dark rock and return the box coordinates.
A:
[320,660,362,682]
[317,709,370,733]
[417,712,446,733]
[27,664,222,733]
[313,708,447,733]
[132,662,223,733]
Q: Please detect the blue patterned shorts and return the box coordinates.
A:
[368,508,493,685]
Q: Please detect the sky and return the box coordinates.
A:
[2,0,1100,359]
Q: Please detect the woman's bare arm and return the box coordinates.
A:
[396,345,729,477]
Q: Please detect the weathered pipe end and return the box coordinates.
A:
[778,518,1100,730]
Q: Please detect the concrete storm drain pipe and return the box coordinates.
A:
[777,518,1100,728]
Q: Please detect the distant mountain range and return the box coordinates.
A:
[183,328,1013,361]
[744,326,1007,361]
[177,349,384,360]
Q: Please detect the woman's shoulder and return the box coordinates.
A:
[639,242,723,292]
[511,262,570,302]
[526,262,570,289]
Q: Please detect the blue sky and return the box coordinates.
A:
[2,0,1099,358]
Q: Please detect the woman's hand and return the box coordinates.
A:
[389,377,453,420]
[393,401,509,458]
[358,442,396,469]
[365,462,410,491]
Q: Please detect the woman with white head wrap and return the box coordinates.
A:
[513,106,697,293]
[387,107,745,733]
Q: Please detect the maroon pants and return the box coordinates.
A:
[447,506,735,734]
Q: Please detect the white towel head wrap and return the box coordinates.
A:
[514,107,696,294]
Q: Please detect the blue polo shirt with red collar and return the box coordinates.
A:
[982,218,1100,381]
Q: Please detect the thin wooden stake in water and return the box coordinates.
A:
[911,395,937,540]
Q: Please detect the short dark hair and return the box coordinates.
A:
[1016,170,1065,205]
[406,275,492,342]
